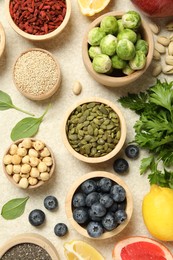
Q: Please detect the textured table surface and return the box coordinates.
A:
[0,0,173,259]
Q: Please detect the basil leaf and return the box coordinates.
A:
[0,90,13,110]
[10,116,42,141]
[1,196,29,220]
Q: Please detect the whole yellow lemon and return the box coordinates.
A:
[142,184,173,241]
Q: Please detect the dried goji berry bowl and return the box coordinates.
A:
[2,138,55,189]
[0,22,6,58]
[82,11,154,87]
[62,97,126,163]
[65,171,133,239]
[5,0,71,41]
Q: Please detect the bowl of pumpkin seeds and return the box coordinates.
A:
[62,97,126,163]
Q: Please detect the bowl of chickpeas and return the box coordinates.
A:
[2,138,55,189]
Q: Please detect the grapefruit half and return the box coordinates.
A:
[112,236,173,260]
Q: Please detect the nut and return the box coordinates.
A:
[157,36,170,46]
[73,81,82,95]
[40,172,50,181]
[11,155,22,165]
[153,49,161,61]
[17,147,27,157]
[28,177,38,186]
[165,55,173,65]
[13,165,21,174]
[28,148,38,157]
[22,155,30,164]
[22,138,32,149]
[166,21,173,31]
[30,167,39,178]
[168,42,173,55]
[162,65,173,74]
[21,164,31,174]
[38,162,47,173]
[3,154,12,165]
[154,43,166,54]
[30,156,40,167]
[18,177,29,189]
[13,174,21,183]
[152,63,162,77]
[42,157,53,166]
[6,165,13,175]
[9,144,18,155]
[40,147,50,157]
[33,140,45,151]
[149,22,160,34]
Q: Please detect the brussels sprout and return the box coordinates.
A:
[135,39,149,55]
[100,34,117,56]
[88,27,106,46]
[123,64,134,75]
[92,54,112,73]
[100,16,118,34]
[129,51,146,70]
[122,10,141,30]
[116,39,136,60]
[117,19,124,33]
[111,55,127,69]
[117,28,137,43]
[88,46,102,59]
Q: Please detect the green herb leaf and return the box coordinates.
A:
[140,156,154,174]
[0,90,34,116]
[10,104,50,141]
[1,196,29,220]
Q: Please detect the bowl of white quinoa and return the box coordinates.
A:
[13,48,61,101]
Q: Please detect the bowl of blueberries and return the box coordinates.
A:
[65,171,133,239]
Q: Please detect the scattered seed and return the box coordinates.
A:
[72,81,82,95]
[149,22,160,34]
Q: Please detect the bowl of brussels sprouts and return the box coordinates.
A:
[82,10,154,87]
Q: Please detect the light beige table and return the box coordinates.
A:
[0,0,173,259]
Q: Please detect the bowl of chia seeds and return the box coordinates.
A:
[62,97,126,163]
[0,233,59,259]
[13,48,61,101]
[65,171,133,239]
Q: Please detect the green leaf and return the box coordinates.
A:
[0,90,13,110]
[140,156,154,174]
[1,196,29,220]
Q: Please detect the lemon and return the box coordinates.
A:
[142,184,173,241]
[77,0,110,16]
[64,240,105,260]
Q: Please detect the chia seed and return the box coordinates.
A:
[1,243,52,260]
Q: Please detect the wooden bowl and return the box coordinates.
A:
[62,97,126,163]
[82,11,154,87]
[65,171,133,239]
[13,48,61,101]
[3,138,55,189]
[0,233,59,259]
[5,0,71,41]
[0,22,6,58]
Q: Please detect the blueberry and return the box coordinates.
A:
[109,202,118,213]
[114,209,127,224]
[28,209,45,226]
[85,192,100,207]
[102,212,118,231]
[97,177,112,192]
[73,207,89,224]
[110,184,126,202]
[44,195,58,211]
[88,209,102,222]
[81,179,97,194]
[125,144,139,159]
[99,194,113,208]
[54,223,68,237]
[117,200,126,210]
[72,192,86,207]
[87,221,103,238]
[91,202,106,217]
[113,158,129,174]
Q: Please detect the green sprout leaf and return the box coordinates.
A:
[1,196,29,220]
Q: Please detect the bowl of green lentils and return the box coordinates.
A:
[62,97,126,163]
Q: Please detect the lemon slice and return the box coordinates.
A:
[77,0,111,16]
[64,240,105,260]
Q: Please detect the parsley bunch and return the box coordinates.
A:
[119,79,173,189]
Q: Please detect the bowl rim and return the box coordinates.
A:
[82,11,154,87]
[0,22,6,58]
[5,0,71,41]
[62,97,126,163]
[13,48,61,101]
[0,233,59,259]
[65,171,133,240]
[2,138,55,189]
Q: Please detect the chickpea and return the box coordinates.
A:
[13,165,21,174]
[33,140,45,151]
[28,148,38,158]
[28,177,38,186]
[6,164,13,175]
[22,138,32,149]
[21,164,31,174]
[9,144,18,155]
[40,147,50,157]
[11,155,21,165]
[30,167,39,178]
[38,162,47,173]
[22,155,30,164]
[3,154,12,165]
[42,157,53,166]
[17,147,27,157]
[30,157,39,167]
[40,172,50,181]
[20,172,29,178]
[18,177,29,189]
[13,173,21,183]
